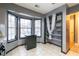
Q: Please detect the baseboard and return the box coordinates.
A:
[6,44,24,54]
[47,42,61,47]
[18,44,25,46]
[6,45,19,54]
[37,42,45,44]
[47,41,70,54]
[61,48,70,54]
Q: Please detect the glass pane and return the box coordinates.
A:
[8,14,16,27]
[20,18,31,28]
[8,28,16,39]
[20,29,31,37]
[35,28,41,36]
[9,28,16,34]
[35,20,41,27]
[8,14,16,41]
[20,18,31,37]
[35,20,41,36]
[25,29,31,35]
[8,34,16,40]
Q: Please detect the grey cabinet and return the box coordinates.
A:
[25,35,37,50]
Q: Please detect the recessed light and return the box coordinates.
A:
[51,3,55,5]
[35,4,40,8]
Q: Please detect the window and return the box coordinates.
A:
[35,20,41,36]
[7,13,17,42]
[20,18,31,38]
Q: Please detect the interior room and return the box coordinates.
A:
[66,4,79,55]
[0,3,79,56]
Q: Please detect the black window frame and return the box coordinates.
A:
[7,11,18,43]
[19,17,32,39]
[34,19,42,37]
[7,11,42,42]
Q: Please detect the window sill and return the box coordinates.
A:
[7,39,17,43]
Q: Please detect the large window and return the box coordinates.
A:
[7,13,17,42]
[20,18,31,38]
[35,20,41,37]
[7,11,42,43]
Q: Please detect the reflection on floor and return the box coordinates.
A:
[67,44,79,56]
[6,43,65,56]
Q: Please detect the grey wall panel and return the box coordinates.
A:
[6,41,18,52]
[0,8,5,24]
[0,8,6,37]
[18,39,25,45]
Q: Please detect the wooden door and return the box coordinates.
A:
[70,15,75,48]
[66,15,70,50]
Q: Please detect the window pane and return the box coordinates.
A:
[8,14,16,27]
[26,29,31,35]
[9,28,16,34]
[8,33,16,40]
[35,28,41,36]
[35,20,41,27]
[8,13,16,42]
[20,29,25,37]
[20,18,31,37]
[20,19,31,28]
[35,20,41,36]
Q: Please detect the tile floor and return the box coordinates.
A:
[6,43,79,56]
[6,43,65,56]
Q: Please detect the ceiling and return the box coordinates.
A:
[15,3,65,14]
[67,3,78,7]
